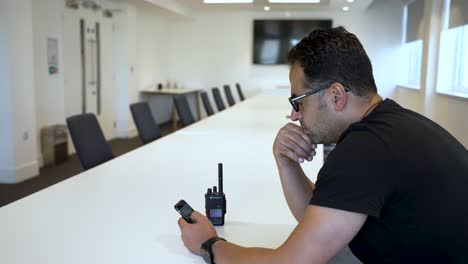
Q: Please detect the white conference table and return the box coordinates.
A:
[0,92,324,264]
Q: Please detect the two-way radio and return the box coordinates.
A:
[205,163,226,226]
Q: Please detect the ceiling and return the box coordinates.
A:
[109,0,375,18]
[174,0,374,12]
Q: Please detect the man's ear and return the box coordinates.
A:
[329,83,348,111]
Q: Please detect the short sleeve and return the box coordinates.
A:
[309,131,395,217]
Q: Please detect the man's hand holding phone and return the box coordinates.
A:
[175,200,217,256]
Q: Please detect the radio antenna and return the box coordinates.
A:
[218,163,223,194]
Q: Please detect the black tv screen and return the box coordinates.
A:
[253,20,332,65]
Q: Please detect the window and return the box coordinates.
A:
[400,0,425,88]
[401,40,423,87]
[436,0,468,97]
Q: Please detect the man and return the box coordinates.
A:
[177,26,468,263]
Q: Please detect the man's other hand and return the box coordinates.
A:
[273,123,317,163]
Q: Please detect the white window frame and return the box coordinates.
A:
[436,1,468,98]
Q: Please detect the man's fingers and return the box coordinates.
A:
[191,211,203,219]
[279,142,305,163]
[190,211,208,223]
[285,138,310,159]
[284,124,314,149]
[284,132,313,155]
[178,217,187,229]
[306,150,317,161]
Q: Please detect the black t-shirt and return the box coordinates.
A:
[309,99,468,263]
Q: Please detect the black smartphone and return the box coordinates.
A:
[174,199,195,223]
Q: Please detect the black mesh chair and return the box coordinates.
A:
[201,92,215,117]
[223,85,236,106]
[236,83,245,101]
[174,95,195,127]
[212,87,226,111]
[130,102,162,144]
[66,113,114,170]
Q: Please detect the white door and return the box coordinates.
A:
[62,7,116,140]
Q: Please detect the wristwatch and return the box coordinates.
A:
[201,236,226,264]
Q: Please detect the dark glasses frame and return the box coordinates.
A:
[288,83,351,112]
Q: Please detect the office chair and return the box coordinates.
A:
[66,113,114,170]
[212,87,226,111]
[223,85,236,107]
[130,102,162,144]
[200,91,215,117]
[174,95,195,127]
[236,83,245,101]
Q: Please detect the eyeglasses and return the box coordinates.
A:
[288,83,351,112]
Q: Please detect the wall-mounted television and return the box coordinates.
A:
[253,20,332,65]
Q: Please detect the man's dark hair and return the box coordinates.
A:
[288,26,377,97]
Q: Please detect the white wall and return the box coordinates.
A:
[110,1,405,124]
[33,0,65,130]
[165,3,404,97]
[32,0,66,165]
[144,1,403,122]
[0,0,15,180]
[394,0,468,147]
[0,0,39,183]
[134,1,173,123]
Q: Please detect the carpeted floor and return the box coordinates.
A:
[0,123,174,207]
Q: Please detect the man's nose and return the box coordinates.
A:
[290,108,301,121]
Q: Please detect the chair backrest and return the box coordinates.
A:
[130,102,162,144]
[200,91,215,117]
[223,85,236,106]
[66,113,114,170]
[236,83,245,101]
[212,87,226,111]
[174,95,195,127]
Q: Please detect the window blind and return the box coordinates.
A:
[449,0,468,29]
[406,0,425,43]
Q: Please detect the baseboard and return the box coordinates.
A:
[0,160,39,184]
[116,126,139,139]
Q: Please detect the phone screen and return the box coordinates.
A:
[174,199,194,223]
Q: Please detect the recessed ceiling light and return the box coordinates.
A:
[342,6,349,11]
[347,0,354,2]
[264,6,271,11]
[204,0,253,3]
[285,11,292,17]
[268,0,320,3]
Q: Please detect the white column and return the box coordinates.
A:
[0,0,39,183]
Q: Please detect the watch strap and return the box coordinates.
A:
[201,236,226,264]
